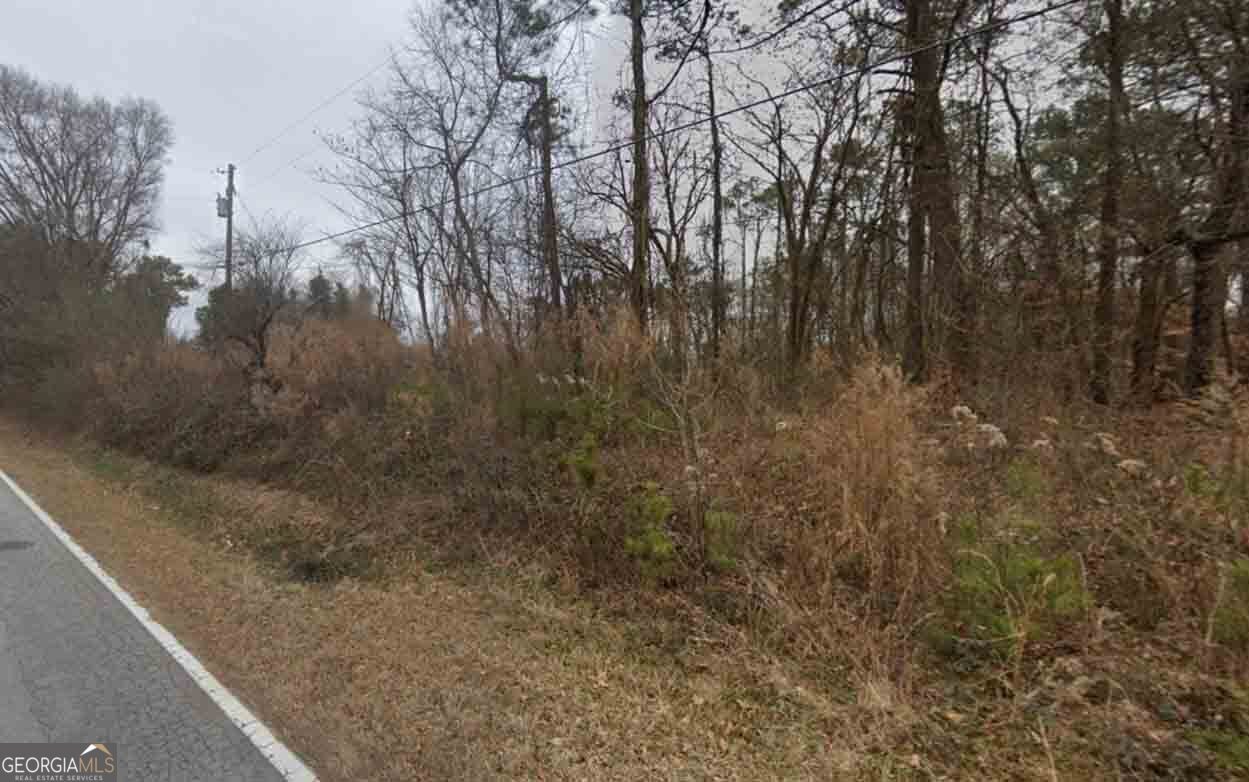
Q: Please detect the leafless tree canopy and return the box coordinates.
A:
[195,216,308,372]
[312,0,1248,401]
[0,64,172,274]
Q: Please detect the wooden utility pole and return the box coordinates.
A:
[218,163,236,291]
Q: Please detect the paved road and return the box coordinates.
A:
[0,474,297,781]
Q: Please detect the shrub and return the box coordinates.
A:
[1210,558,1249,652]
[577,305,653,391]
[20,362,98,430]
[502,379,568,440]
[89,343,248,468]
[84,314,416,482]
[1004,459,1050,505]
[1185,462,1218,498]
[1180,460,1249,523]
[934,543,1090,663]
[1189,728,1249,775]
[702,509,740,573]
[1098,555,1172,631]
[564,390,621,442]
[267,316,409,421]
[625,482,678,583]
[563,432,599,489]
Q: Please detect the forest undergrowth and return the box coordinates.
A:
[7,306,1248,779]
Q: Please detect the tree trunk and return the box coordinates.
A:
[449,162,517,363]
[536,76,563,315]
[706,53,725,360]
[902,0,929,382]
[875,243,892,351]
[904,0,968,383]
[739,203,748,344]
[750,215,762,345]
[1239,247,1249,336]
[875,201,895,352]
[903,159,927,382]
[1184,70,1248,394]
[909,0,945,346]
[921,51,970,381]
[1092,0,1125,405]
[1187,243,1221,392]
[851,236,869,353]
[933,119,973,384]
[963,16,993,386]
[1131,248,1163,401]
[1221,256,1237,379]
[629,0,650,331]
[399,216,436,349]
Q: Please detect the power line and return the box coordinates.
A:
[283,0,1085,255]
[235,190,259,228]
[239,54,391,167]
[248,146,322,194]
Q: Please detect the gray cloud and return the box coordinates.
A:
[4,0,415,332]
[3,0,660,335]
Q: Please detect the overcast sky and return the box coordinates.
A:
[2,0,629,334]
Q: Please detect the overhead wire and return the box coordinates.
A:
[227,54,393,220]
[239,54,391,168]
[249,146,323,193]
[234,190,259,229]
[277,0,1086,254]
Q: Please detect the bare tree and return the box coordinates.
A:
[904,0,974,385]
[448,0,593,318]
[397,4,519,357]
[1170,0,1249,393]
[321,103,440,346]
[0,64,172,274]
[648,99,712,368]
[197,217,305,377]
[343,236,406,326]
[731,30,875,376]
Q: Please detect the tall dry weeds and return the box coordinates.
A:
[781,360,942,623]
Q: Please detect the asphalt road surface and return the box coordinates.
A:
[0,473,304,781]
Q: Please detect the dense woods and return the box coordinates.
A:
[3,0,1249,777]
[5,1,1247,402]
[303,0,1246,405]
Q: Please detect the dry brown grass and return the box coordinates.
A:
[786,361,941,618]
[9,295,1249,779]
[0,417,904,782]
[6,353,1249,780]
[680,359,944,689]
[266,316,411,418]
